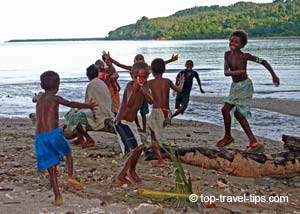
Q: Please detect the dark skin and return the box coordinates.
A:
[217,35,280,150]
[115,69,153,185]
[36,84,97,206]
[102,51,178,132]
[148,73,184,167]
[171,61,205,118]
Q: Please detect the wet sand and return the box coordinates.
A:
[191,96,300,117]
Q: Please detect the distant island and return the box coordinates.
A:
[6,37,106,43]
[107,0,300,40]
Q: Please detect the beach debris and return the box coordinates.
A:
[111,160,118,166]
[100,200,108,207]
[133,203,164,214]
[137,188,194,199]
[216,178,228,188]
[145,145,300,178]
[0,187,13,191]
[5,193,14,200]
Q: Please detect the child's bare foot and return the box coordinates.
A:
[52,197,63,206]
[82,139,95,148]
[246,141,265,153]
[216,136,234,147]
[67,178,84,190]
[114,176,132,185]
[152,161,165,168]
[129,170,142,183]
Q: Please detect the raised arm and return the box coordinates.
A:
[102,51,132,71]
[245,53,280,86]
[165,54,178,65]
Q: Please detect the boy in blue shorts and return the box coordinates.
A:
[35,71,97,206]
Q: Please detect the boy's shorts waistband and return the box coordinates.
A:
[35,128,62,139]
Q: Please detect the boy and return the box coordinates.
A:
[148,58,184,167]
[114,62,153,185]
[217,30,280,153]
[102,51,178,132]
[171,60,205,118]
[35,71,97,206]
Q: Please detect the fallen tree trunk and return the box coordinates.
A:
[283,134,300,151]
[176,147,300,178]
[144,143,300,178]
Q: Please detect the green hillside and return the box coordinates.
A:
[107,0,300,40]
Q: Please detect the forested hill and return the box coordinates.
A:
[107,0,300,40]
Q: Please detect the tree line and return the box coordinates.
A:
[107,0,300,40]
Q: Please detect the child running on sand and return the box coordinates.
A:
[148,58,184,167]
[172,60,205,118]
[102,51,178,133]
[217,30,280,153]
[35,71,97,206]
[114,62,153,184]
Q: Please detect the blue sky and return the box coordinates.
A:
[0,0,272,42]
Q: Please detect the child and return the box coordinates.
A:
[114,62,153,185]
[148,58,184,167]
[35,70,97,206]
[102,56,121,115]
[217,30,280,153]
[172,60,205,118]
[102,51,178,132]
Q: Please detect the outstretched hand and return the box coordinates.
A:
[171,54,178,62]
[178,73,185,83]
[102,51,110,61]
[273,75,280,87]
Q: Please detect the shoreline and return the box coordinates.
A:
[191,96,300,117]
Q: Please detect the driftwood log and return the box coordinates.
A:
[145,135,300,178]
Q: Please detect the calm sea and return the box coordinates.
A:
[0,39,299,141]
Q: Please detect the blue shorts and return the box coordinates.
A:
[35,128,71,171]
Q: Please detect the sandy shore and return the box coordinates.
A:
[1,115,300,214]
[191,96,300,117]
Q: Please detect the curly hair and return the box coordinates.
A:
[151,58,165,74]
[40,70,60,90]
[230,30,248,46]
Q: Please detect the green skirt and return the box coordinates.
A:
[64,109,89,131]
[224,78,253,119]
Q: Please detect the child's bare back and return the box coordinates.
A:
[36,92,60,133]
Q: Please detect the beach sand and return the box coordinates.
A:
[1,98,300,213]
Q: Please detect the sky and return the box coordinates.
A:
[0,0,272,42]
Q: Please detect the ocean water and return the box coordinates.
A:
[0,39,299,141]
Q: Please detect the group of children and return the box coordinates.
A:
[34,30,280,206]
